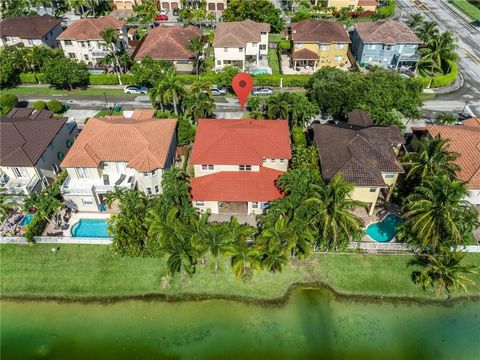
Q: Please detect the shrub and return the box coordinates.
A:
[155,110,176,118]
[120,74,136,85]
[32,100,47,110]
[0,94,19,115]
[374,0,395,19]
[292,125,307,146]
[253,74,309,87]
[25,213,47,242]
[278,39,291,51]
[419,60,458,89]
[47,99,64,113]
[19,72,38,84]
[36,73,47,84]
[89,74,119,85]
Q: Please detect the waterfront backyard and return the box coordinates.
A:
[1,244,479,301]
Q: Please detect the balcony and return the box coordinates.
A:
[394,51,421,61]
[90,49,109,58]
[2,173,40,196]
[61,174,135,196]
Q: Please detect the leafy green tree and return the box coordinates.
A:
[415,20,439,44]
[290,145,319,171]
[417,31,457,77]
[410,250,477,297]
[436,112,457,125]
[306,175,364,250]
[177,115,196,146]
[187,35,205,75]
[0,60,17,87]
[150,77,166,111]
[182,92,215,121]
[190,76,212,94]
[290,93,319,127]
[407,13,424,30]
[266,92,290,120]
[0,191,17,223]
[225,238,262,280]
[22,186,62,228]
[69,0,88,17]
[161,70,186,115]
[131,57,174,86]
[42,56,89,90]
[133,0,158,26]
[100,26,123,84]
[216,66,239,87]
[0,0,35,17]
[246,96,264,119]
[400,175,479,252]
[222,0,285,33]
[292,125,307,146]
[0,94,19,116]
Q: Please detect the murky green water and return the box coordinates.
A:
[1,289,479,360]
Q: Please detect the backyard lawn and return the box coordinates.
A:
[3,87,130,97]
[1,244,479,301]
[268,49,281,74]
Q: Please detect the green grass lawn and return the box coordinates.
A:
[450,0,480,21]
[268,34,284,43]
[2,87,130,97]
[1,244,479,300]
[268,49,281,75]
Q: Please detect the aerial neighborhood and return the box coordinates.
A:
[1,0,479,319]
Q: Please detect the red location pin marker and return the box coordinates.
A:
[232,72,253,111]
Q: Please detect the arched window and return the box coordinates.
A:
[57,152,64,161]
[66,139,73,148]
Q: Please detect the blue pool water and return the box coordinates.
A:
[366,214,402,242]
[250,69,268,75]
[19,214,34,226]
[71,219,110,238]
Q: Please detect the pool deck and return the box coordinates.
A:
[353,202,403,243]
[43,212,110,237]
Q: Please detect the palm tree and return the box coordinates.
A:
[190,76,211,94]
[401,175,479,251]
[225,239,262,280]
[306,175,364,250]
[133,0,158,28]
[435,112,457,125]
[187,36,205,75]
[417,31,457,76]
[69,0,88,17]
[411,250,477,297]
[407,13,424,30]
[0,191,17,223]
[402,135,460,183]
[415,21,439,44]
[150,78,166,111]
[24,187,62,227]
[161,70,185,115]
[224,216,255,245]
[182,92,214,121]
[206,11,216,26]
[100,27,123,84]
[266,93,290,120]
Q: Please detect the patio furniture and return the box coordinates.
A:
[115,174,126,186]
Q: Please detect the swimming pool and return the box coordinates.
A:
[71,219,110,238]
[19,214,34,227]
[250,69,268,75]
[365,214,402,242]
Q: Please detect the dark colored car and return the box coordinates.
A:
[172,8,179,16]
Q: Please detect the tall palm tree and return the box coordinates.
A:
[415,20,439,44]
[224,216,255,245]
[190,76,211,94]
[407,13,424,30]
[150,78,166,111]
[0,191,17,223]
[225,239,262,280]
[182,92,214,121]
[402,135,460,183]
[402,175,479,251]
[161,70,185,115]
[411,250,477,297]
[306,175,364,250]
[417,31,457,76]
[187,36,205,75]
[266,93,290,120]
[69,0,88,17]
[100,27,123,84]
[206,11,216,26]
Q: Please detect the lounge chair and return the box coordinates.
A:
[115,174,126,186]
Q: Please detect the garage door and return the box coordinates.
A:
[162,2,170,9]
[208,2,216,10]
[217,3,224,10]
[171,2,178,8]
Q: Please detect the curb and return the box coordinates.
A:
[427,72,464,95]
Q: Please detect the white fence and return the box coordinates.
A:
[349,241,411,252]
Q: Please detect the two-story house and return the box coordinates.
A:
[60,111,177,212]
[0,15,64,48]
[190,119,292,215]
[0,108,78,196]
[213,19,270,72]
[310,110,404,216]
[411,118,480,205]
[290,20,350,70]
[133,25,201,73]
[351,20,422,69]
[158,0,228,13]
[324,0,377,11]
[57,16,127,68]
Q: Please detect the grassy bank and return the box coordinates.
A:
[2,87,130,97]
[1,244,479,301]
[450,0,480,21]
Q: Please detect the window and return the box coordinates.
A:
[146,187,152,195]
[68,53,75,59]
[369,188,377,192]
[335,56,343,62]
[217,60,221,65]
[75,167,89,179]
[143,173,149,177]
[64,40,72,46]
[270,159,275,163]
[81,198,93,205]
[57,152,64,161]
[384,174,395,179]
[337,43,345,49]
[154,185,159,193]
[12,167,28,178]
[367,44,376,50]
[259,44,266,50]
[382,45,392,51]
[239,48,243,52]
[224,47,228,52]
[53,163,61,174]
[84,54,89,60]
[6,36,12,41]
[80,42,86,48]
[27,39,34,45]
[319,45,330,51]
[195,201,205,206]
[252,42,257,46]
[202,165,214,170]
[279,159,284,163]
[152,170,157,175]
[239,165,252,171]
[261,32,267,35]
[252,202,259,209]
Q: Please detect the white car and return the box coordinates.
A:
[252,87,273,96]
[124,86,148,94]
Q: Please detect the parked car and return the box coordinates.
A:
[155,14,169,21]
[252,87,273,96]
[210,85,228,96]
[159,9,168,15]
[124,85,148,94]
[172,8,179,16]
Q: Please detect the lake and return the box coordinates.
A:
[1,288,479,360]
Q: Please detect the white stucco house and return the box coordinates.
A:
[0,15,64,48]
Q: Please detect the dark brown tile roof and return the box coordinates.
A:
[292,48,319,60]
[0,108,67,167]
[354,20,421,44]
[311,122,404,187]
[214,19,270,48]
[57,16,125,41]
[291,20,350,44]
[0,15,63,39]
[347,109,373,128]
[133,25,201,61]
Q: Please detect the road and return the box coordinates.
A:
[396,0,480,116]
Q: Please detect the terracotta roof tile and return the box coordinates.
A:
[61,116,176,172]
[131,109,155,120]
[57,16,125,41]
[0,15,63,39]
[191,167,284,202]
[354,20,421,44]
[133,25,201,61]
[291,20,350,44]
[425,119,480,189]
[190,119,292,165]
[214,19,270,48]
[292,48,319,60]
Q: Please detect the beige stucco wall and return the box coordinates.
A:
[262,159,289,172]
[63,193,99,212]
[327,0,376,11]
[0,23,63,48]
[293,42,349,69]
[350,186,380,204]
[193,200,219,214]
[193,164,261,177]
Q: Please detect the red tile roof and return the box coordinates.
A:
[425,118,480,189]
[354,20,421,44]
[214,19,270,48]
[61,116,176,172]
[292,48,319,60]
[0,15,63,39]
[291,20,350,44]
[133,25,201,61]
[190,119,292,165]
[191,167,284,202]
[57,16,125,41]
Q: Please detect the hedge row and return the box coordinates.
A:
[16,72,310,88]
[419,60,458,89]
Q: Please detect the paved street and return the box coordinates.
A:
[396,0,480,115]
